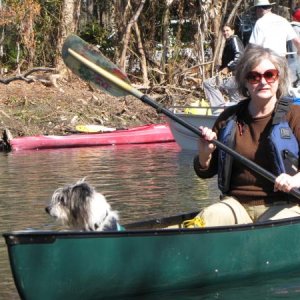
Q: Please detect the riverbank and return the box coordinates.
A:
[0,78,164,138]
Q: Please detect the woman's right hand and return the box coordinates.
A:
[198,126,217,168]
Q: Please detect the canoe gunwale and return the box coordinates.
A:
[4,212,300,246]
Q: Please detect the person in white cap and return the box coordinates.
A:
[249,0,300,57]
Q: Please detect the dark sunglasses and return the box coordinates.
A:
[246,69,279,84]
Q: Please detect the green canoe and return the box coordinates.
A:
[4,211,300,300]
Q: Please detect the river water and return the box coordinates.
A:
[1,142,300,299]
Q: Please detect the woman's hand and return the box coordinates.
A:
[198,126,217,169]
[274,173,300,193]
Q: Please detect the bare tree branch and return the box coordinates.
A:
[0,67,57,84]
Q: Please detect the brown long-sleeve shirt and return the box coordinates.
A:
[194,99,300,204]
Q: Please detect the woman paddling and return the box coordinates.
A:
[193,44,300,226]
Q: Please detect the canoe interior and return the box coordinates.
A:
[5,210,300,242]
[124,210,198,230]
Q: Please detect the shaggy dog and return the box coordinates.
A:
[45,179,120,231]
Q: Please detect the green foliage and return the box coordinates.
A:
[0,0,293,77]
[34,0,62,66]
[79,22,116,58]
[0,26,24,70]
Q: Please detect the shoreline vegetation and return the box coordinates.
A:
[0,77,182,139]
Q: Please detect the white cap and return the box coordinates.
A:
[253,0,274,7]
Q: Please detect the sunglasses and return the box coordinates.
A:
[246,69,279,84]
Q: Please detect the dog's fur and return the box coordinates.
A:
[45,179,119,231]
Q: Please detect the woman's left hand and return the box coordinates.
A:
[274,173,300,193]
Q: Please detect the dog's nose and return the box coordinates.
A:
[45,207,50,214]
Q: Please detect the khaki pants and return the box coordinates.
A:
[196,196,300,227]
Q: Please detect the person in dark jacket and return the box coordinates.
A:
[203,23,245,107]
[193,44,300,227]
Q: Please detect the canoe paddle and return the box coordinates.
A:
[62,34,300,200]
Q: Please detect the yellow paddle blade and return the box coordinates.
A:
[75,125,117,133]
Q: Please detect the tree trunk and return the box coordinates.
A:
[119,0,146,71]
[56,0,81,68]
[160,0,174,83]
[212,0,229,73]
[134,22,149,86]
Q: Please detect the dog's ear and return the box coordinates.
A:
[72,182,93,199]
[69,183,94,220]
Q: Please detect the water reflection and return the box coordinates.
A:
[1,143,213,227]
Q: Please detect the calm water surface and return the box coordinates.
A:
[1,143,300,299]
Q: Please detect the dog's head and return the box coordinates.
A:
[45,179,118,231]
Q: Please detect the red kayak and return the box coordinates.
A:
[5,123,174,151]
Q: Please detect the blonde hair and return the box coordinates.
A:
[235,44,289,99]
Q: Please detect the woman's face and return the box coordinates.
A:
[245,58,279,102]
[222,26,234,39]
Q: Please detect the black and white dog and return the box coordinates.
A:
[45,179,121,231]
